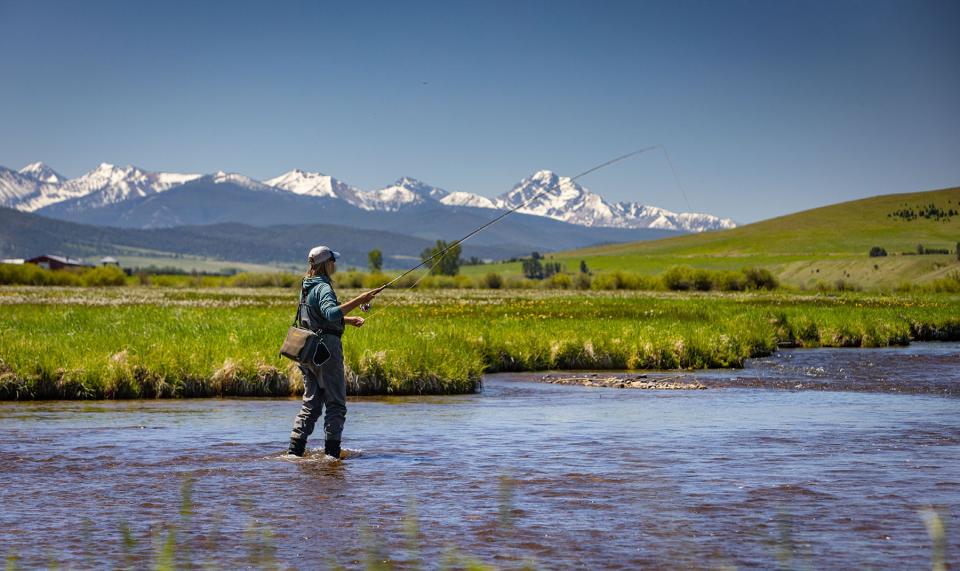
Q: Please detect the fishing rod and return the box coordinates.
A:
[361,145,682,312]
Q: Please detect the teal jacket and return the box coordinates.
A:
[301,275,344,334]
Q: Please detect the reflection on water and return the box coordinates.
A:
[696,342,960,396]
[1,343,958,569]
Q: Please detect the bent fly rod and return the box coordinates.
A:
[362,145,684,312]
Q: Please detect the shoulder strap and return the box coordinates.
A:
[292,280,308,327]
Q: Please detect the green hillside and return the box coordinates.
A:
[470,186,960,289]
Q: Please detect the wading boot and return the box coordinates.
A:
[288,438,306,457]
[324,439,341,460]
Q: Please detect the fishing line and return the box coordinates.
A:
[659,145,693,213]
[358,145,690,319]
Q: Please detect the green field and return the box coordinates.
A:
[464,186,960,289]
[109,254,297,274]
[2,286,958,400]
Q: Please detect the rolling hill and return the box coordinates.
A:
[0,207,518,270]
[470,186,960,289]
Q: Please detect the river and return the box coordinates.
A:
[1,343,958,569]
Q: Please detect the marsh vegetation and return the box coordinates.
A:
[1,286,958,399]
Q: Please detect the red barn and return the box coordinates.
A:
[25,255,93,271]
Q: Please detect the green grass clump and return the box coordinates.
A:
[0,264,128,287]
[1,287,959,399]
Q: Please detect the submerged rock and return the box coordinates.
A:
[539,373,706,390]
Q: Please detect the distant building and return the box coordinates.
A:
[99,256,120,266]
[25,255,94,271]
[0,258,25,265]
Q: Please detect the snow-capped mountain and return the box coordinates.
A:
[440,191,498,209]
[266,169,365,203]
[19,162,65,184]
[2,160,735,233]
[210,170,275,192]
[1,165,89,212]
[356,177,449,211]
[497,170,624,227]
[266,171,445,211]
[1,167,48,208]
[68,163,202,206]
[493,169,736,232]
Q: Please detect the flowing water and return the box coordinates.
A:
[1,343,958,569]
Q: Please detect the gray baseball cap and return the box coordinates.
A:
[308,245,340,264]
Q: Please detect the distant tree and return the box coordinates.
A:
[917,244,925,255]
[580,260,589,274]
[522,257,544,280]
[543,261,563,278]
[420,240,461,276]
[869,246,887,258]
[531,251,542,261]
[367,249,383,272]
[957,241,960,262]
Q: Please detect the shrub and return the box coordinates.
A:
[545,273,573,289]
[662,266,696,291]
[0,263,83,286]
[334,271,365,288]
[81,266,127,287]
[419,275,458,289]
[504,276,537,289]
[573,273,591,290]
[742,267,778,290]
[692,269,714,291]
[832,279,861,292]
[869,246,887,257]
[590,273,619,290]
[150,275,186,288]
[228,272,299,288]
[483,272,503,289]
[361,272,390,289]
[716,271,746,291]
[927,271,960,293]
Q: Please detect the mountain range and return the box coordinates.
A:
[0,161,735,233]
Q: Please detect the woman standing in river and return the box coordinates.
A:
[288,245,383,458]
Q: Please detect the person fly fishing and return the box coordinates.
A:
[284,147,680,459]
[287,245,384,458]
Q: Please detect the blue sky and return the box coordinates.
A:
[1,0,957,222]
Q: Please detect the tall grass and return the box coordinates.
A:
[1,288,958,399]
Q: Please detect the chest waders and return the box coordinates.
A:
[287,281,347,459]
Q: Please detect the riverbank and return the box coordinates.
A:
[1,287,959,399]
[515,342,960,397]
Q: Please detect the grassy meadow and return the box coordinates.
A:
[462,186,960,289]
[2,285,959,400]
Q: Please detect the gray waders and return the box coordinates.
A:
[289,334,346,457]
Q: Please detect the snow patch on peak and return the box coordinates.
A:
[212,171,272,191]
[266,169,363,201]
[530,169,558,183]
[357,177,450,211]
[36,163,205,211]
[392,177,449,200]
[440,191,497,209]
[495,169,735,232]
[18,162,65,184]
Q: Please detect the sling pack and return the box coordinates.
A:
[279,284,331,366]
